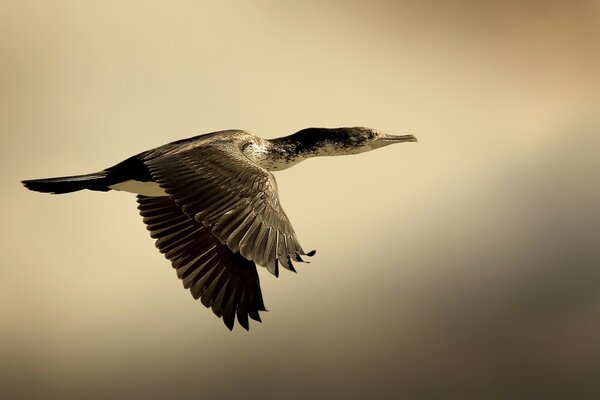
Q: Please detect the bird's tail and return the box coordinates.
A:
[22,172,110,194]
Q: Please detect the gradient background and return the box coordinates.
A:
[2,1,600,399]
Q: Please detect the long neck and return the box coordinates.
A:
[243,128,361,171]
[242,133,333,171]
[243,137,313,171]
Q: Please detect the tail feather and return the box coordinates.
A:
[22,172,110,194]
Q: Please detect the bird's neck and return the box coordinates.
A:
[243,135,339,171]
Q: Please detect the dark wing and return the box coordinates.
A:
[137,195,266,330]
[143,140,314,277]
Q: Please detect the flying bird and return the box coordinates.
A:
[22,127,417,330]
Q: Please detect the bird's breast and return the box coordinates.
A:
[242,142,298,171]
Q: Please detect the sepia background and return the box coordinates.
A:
[2,1,599,399]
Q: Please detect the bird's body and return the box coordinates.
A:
[22,127,416,330]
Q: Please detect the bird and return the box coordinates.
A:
[22,127,417,330]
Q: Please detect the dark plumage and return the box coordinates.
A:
[22,127,416,330]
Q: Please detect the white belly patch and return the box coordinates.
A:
[110,180,167,196]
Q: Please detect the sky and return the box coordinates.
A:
[1,1,600,399]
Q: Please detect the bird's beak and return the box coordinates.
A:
[379,134,418,143]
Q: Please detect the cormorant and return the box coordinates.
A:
[22,127,417,330]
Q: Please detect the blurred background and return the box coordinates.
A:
[2,1,599,399]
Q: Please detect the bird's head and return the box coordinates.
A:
[289,127,417,156]
[337,127,417,153]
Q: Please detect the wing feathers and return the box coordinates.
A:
[137,195,265,330]
[137,137,316,330]
[144,141,314,275]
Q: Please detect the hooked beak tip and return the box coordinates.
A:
[381,134,418,143]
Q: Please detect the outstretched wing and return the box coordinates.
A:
[137,195,266,330]
[143,140,314,277]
